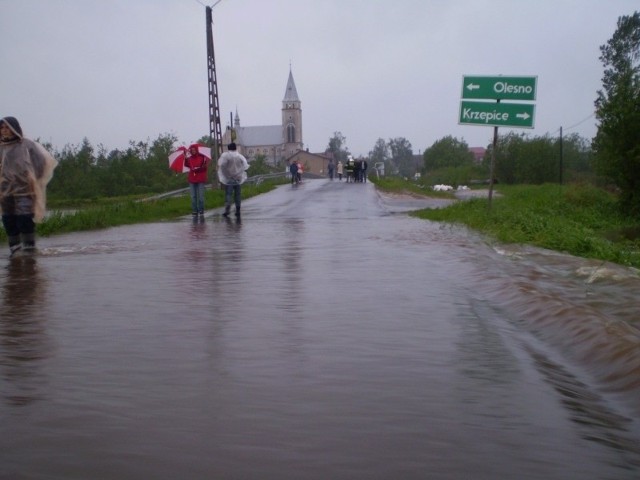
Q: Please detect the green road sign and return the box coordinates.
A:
[462,75,537,101]
[459,100,535,128]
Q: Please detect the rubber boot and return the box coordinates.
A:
[223,205,231,218]
[22,232,36,252]
[9,236,21,256]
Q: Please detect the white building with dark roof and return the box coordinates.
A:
[221,69,303,164]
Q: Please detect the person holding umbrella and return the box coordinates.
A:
[217,142,249,218]
[184,143,210,217]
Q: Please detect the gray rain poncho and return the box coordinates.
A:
[217,151,249,186]
[0,117,57,223]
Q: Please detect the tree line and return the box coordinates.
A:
[44,134,279,201]
[325,130,593,187]
[46,135,183,200]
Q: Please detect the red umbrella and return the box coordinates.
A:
[169,145,213,174]
[168,146,188,173]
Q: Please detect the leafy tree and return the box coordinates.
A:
[422,135,488,186]
[593,11,640,214]
[48,133,185,200]
[485,132,594,185]
[561,133,594,182]
[148,133,181,189]
[423,136,474,172]
[247,154,279,176]
[488,132,558,184]
[326,131,350,164]
[388,137,414,177]
[48,138,99,199]
[369,138,390,173]
[520,136,558,184]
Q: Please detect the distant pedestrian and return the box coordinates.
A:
[345,157,355,183]
[361,158,368,182]
[184,143,209,217]
[327,159,335,180]
[289,161,299,185]
[354,158,362,183]
[217,142,249,218]
[337,160,343,181]
[0,116,57,255]
[297,162,303,183]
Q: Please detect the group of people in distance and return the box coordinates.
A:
[331,156,368,183]
[288,160,304,185]
[289,156,369,184]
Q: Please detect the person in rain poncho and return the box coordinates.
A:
[217,142,249,218]
[184,143,209,216]
[0,117,57,255]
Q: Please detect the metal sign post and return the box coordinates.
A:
[459,75,538,207]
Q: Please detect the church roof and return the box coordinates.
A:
[283,69,300,102]
[235,125,281,147]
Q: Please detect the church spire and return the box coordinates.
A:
[283,68,300,103]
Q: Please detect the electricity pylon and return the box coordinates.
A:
[205,1,223,167]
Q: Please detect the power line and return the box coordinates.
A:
[549,112,595,136]
[564,113,595,132]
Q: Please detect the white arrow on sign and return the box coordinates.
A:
[516,112,530,120]
[466,83,480,91]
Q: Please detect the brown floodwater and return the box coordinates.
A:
[1,179,639,479]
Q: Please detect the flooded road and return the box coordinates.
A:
[1,179,639,479]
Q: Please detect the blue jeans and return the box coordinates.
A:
[224,183,242,212]
[189,182,205,214]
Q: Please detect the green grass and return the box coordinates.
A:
[0,180,284,241]
[409,183,640,268]
[369,176,456,199]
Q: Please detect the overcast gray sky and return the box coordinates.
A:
[2,0,637,157]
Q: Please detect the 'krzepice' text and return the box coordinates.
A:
[462,108,508,123]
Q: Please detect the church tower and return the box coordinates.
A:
[282,68,303,158]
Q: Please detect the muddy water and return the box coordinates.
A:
[1,180,639,479]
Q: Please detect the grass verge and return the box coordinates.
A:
[371,177,640,269]
[0,180,284,241]
[370,176,456,199]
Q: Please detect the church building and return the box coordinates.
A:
[221,69,304,165]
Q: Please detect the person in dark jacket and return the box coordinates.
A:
[289,161,299,185]
[354,158,362,183]
[0,116,57,255]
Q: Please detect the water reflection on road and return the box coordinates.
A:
[1,179,639,479]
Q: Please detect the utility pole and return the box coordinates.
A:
[206,2,223,169]
[559,126,563,185]
[487,99,500,209]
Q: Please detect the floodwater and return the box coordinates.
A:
[1,179,639,479]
